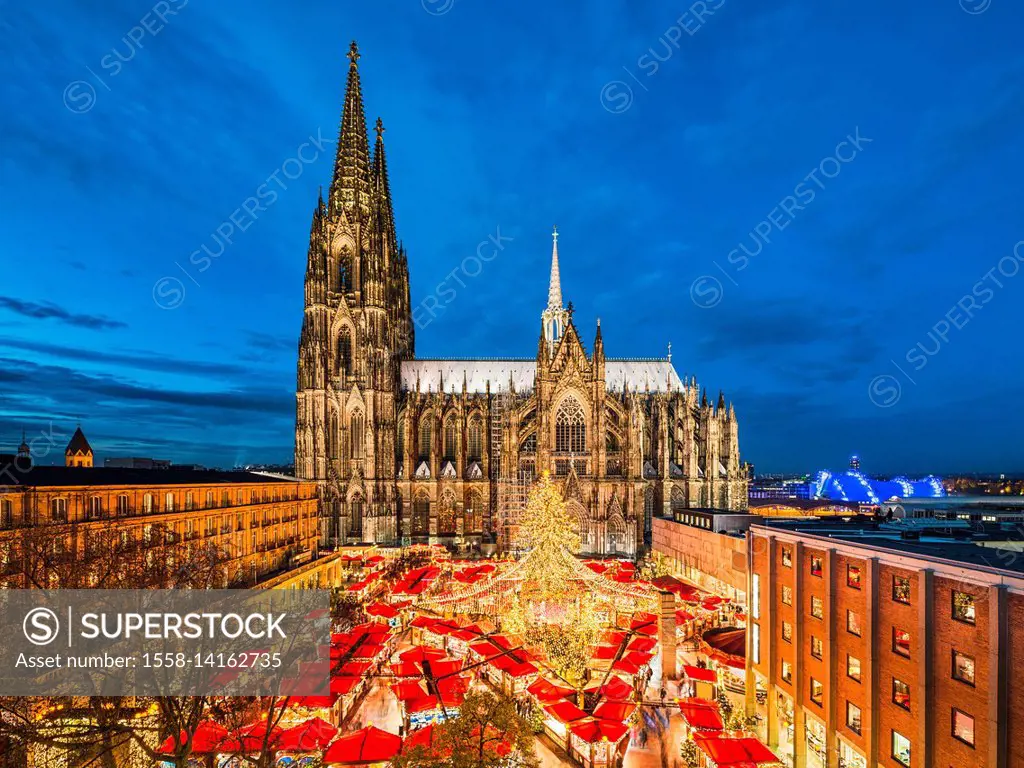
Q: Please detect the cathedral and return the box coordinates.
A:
[294,44,748,556]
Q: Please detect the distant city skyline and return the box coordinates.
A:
[2,1,1023,474]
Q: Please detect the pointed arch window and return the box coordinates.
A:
[418,415,433,460]
[413,493,430,536]
[468,415,483,462]
[439,492,457,535]
[555,398,586,454]
[466,490,483,534]
[443,418,457,462]
[520,432,537,455]
[337,328,353,377]
[606,431,620,452]
[349,496,363,539]
[350,411,364,460]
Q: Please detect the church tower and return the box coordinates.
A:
[65,426,93,468]
[295,42,413,546]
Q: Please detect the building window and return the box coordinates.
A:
[752,623,760,664]
[781,621,792,643]
[893,628,911,658]
[781,585,793,605]
[467,416,483,461]
[88,497,103,519]
[952,591,976,625]
[0,498,11,527]
[811,596,823,619]
[952,650,975,686]
[891,732,911,767]
[810,555,823,577]
[893,575,911,604]
[555,397,586,453]
[115,495,128,515]
[752,574,761,619]
[847,564,861,589]
[165,493,175,512]
[50,498,67,521]
[846,702,862,734]
[847,609,862,636]
[847,654,861,682]
[892,678,910,711]
[418,416,433,460]
[781,660,792,683]
[206,491,214,508]
[810,636,823,660]
[782,547,792,567]
[144,494,154,513]
[351,411,365,460]
[442,418,456,462]
[810,678,823,706]
[952,709,975,747]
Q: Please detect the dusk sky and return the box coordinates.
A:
[2,0,1022,474]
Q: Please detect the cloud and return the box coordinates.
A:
[0,297,127,330]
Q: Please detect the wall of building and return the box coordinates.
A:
[749,526,1021,768]
[651,517,748,601]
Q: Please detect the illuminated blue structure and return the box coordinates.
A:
[812,469,945,504]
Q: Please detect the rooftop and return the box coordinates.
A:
[0,466,307,488]
[759,516,1024,575]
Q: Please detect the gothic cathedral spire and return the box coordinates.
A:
[541,226,569,354]
[329,41,372,218]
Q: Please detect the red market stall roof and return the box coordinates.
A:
[323,726,403,766]
[331,676,362,696]
[569,719,630,745]
[584,561,610,574]
[528,677,576,703]
[406,691,466,714]
[400,647,447,663]
[402,724,436,752]
[601,630,628,646]
[683,665,718,683]
[365,603,400,619]
[157,721,228,755]
[392,681,429,702]
[627,636,658,653]
[678,699,725,731]
[490,655,538,678]
[693,734,781,767]
[278,718,339,752]
[584,675,633,701]
[611,658,641,676]
[592,700,637,722]
[675,609,696,623]
[628,613,658,635]
[219,721,284,753]
[544,700,589,724]
[592,645,620,661]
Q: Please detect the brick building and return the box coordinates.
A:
[747,518,1023,768]
[0,465,321,589]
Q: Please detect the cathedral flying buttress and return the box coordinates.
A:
[295,44,747,556]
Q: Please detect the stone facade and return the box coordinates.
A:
[294,44,748,555]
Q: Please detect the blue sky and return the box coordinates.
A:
[1,0,1022,474]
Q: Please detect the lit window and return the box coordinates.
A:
[811,596,823,619]
[952,650,975,686]
[781,621,792,643]
[893,628,911,658]
[752,574,760,619]
[810,678,823,706]
[847,609,861,636]
[846,702,862,734]
[165,493,175,512]
[892,732,911,767]
[781,585,792,606]
[847,654,861,682]
[811,636,823,660]
[892,678,910,711]
[893,575,911,604]
[952,591,976,625]
[952,709,975,747]
[555,398,586,453]
[752,623,760,664]
[810,555,823,577]
[782,547,792,567]
[781,660,792,683]
[847,564,861,589]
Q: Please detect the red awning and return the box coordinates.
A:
[528,677,575,702]
[278,718,338,752]
[627,636,658,653]
[683,665,718,683]
[591,645,620,661]
[569,719,629,745]
[544,700,589,724]
[365,603,399,619]
[692,733,780,766]
[592,700,637,722]
[584,675,633,701]
[323,726,403,766]
[678,699,725,731]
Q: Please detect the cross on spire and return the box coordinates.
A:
[347,41,360,65]
[375,117,385,140]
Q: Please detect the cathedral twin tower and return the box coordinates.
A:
[295,44,747,555]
